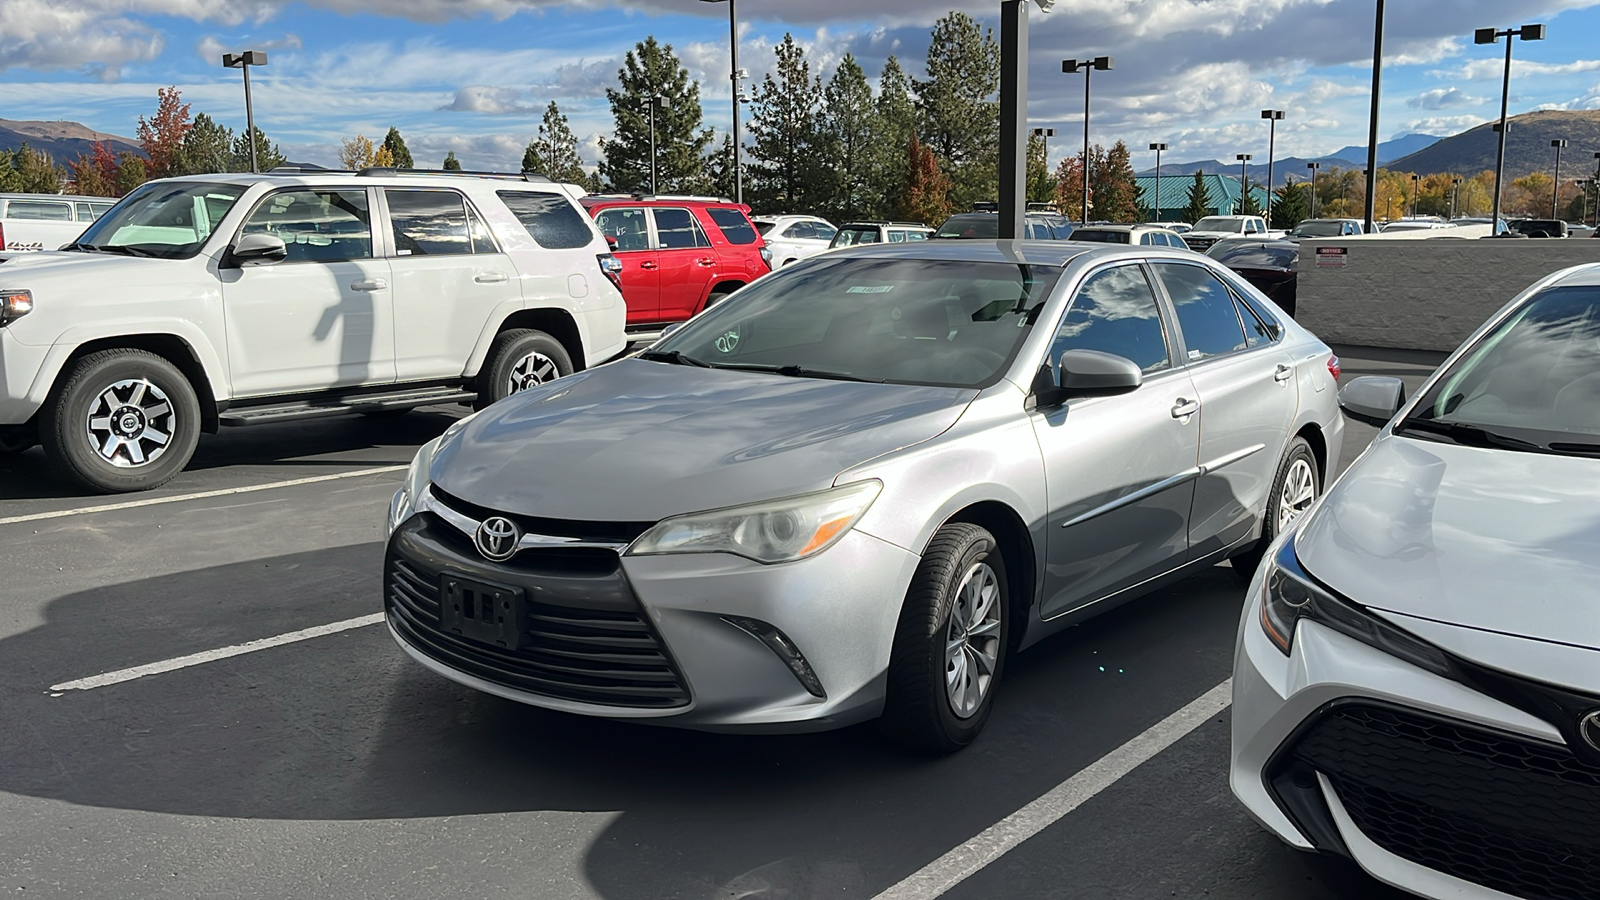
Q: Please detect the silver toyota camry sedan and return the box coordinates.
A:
[1232,264,1600,898]
[385,240,1343,751]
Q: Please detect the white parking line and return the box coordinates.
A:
[0,465,405,526]
[49,613,385,693]
[870,679,1233,900]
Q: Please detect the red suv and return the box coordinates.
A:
[581,195,772,336]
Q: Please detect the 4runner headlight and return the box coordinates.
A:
[0,290,33,327]
[626,481,882,564]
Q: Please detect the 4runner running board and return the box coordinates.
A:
[218,386,476,426]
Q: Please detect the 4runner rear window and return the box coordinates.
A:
[706,208,759,245]
[497,191,592,250]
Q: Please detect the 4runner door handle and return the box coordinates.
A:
[350,279,388,292]
[1274,363,1293,383]
[696,258,716,267]
[1171,398,1201,419]
[639,261,659,270]
[474,272,509,284]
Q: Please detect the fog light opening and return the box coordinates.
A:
[723,615,827,699]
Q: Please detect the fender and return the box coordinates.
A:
[28,319,230,409]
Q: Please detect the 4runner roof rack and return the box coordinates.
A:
[264,166,556,184]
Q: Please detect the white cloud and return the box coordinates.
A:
[196,33,302,65]
[1437,58,1600,81]
[1396,114,1488,135]
[1407,87,1484,109]
[438,86,539,114]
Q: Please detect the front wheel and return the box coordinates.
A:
[1232,436,1319,580]
[41,349,202,493]
[476,329,573,409]
[881,522,1009,753]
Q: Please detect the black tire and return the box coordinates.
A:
[703,290,733,312]
[475,329,573,410]
[41,349,201,493]
[881,522,1010,753]
[1232,436,1319,581]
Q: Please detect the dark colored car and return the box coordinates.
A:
[1209,239,1298,316]
[934,212,1074,240]
[1508,218,1569,238]
[582,195,772,336]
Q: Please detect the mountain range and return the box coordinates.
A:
[1138,134,1443,186]
[1386,109,1600,180]
[0,118,141,163]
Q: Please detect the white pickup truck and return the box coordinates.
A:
[1180,215,1282,252]
[0,170,627,492]
[0,193,118,252]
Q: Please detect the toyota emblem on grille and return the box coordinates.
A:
[1581,710,1600,752]
[474,516,521,562]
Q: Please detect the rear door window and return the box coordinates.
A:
[6,200,73,221]
[594,207,651,251]
[386,189,472,256]
[1152,263,1249,361]
[706,207,759,245]
[497,191,592,249]
[652,208,711,250]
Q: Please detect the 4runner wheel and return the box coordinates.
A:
[477,329,573,409]
[41,349,201,493]
[704,290,733,311]
[881,522,1009,753]
[1232,436,1319,581]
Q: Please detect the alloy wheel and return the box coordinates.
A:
[505,351,558,396]
[944,561,1003,719]
[1277,458,1317,532]
[85,378,175,468]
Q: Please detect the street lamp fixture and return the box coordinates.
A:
[221,50,268,173]
[697,0,743,204]
[1032,127,1056,168]
[1260,109,1285,227]
[1305,161,1321,219]
[1150,142,1168,223]
[647,94,670,195]
[1236,153,1253,214]
[1474,22,1546,229]
[1063,55,1113,224]
[1551,139,1568,218]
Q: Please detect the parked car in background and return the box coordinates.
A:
[1146,222,1192,234]
[0,170,628,491]
[385,239,1343,752]
[1,193,118,252]
[1569,223,1596,238]
[1067,224,1190,248]
[933,211,1074,240]
[581,194,771,339]
[830,221,934,248]
[1508,218,1570,238]
[1450,216,1510,235]
[1182,215,1274,252]
[1232,263,1600,900]
[1378,217,1451,233]
[1209,239,1299,316]
[752,214,838,266]
[1286,218,1364,238]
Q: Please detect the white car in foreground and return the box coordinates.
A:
[1232,263,1600,900]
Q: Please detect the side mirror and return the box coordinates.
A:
[604,234,619,249]
[660,322,684,339]
[1058,349,1143,397]
[230,233,287,266]
[1339,375,1407,426]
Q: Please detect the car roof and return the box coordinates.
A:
[819,238,1205,268]
[146,171,579,195]
[1548,263,1600,287]
[1,192,119,202]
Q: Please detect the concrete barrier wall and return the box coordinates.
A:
[1295,238,1600,352]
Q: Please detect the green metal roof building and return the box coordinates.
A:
[1136,173,1271,223]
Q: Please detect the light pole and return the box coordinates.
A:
[1150,142,1168,222]
[1410,173,1420,216]
[1363,0,1386,234]
[221,50,268,173]
[697,0,743,204]
[1063,56,1114,224]
[1475,23,1546,230]
[647,93,669,195]
[1593,151,1600,226]
[1236,154,1253,215]
[1306,161,1321,218]
[1451,176,1462,219]
[1550,139,1567,218]
[1260,109,1284,227]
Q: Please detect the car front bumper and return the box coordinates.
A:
[1230,550,1600,899]
[385,510,923,732]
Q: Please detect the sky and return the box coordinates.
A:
[3,0,1600,172]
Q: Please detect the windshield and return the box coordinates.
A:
[1290,221,1344,237]
[935,216,999,239]
[68,181,247,259]
[1069,229,1130,243]
[650,257,1062,388]
[1191,217,1244,233]
[1401,285,1600,454]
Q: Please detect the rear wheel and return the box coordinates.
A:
[881,522,1009,753]
[703,290,734,312]
[1232,436,1319,581]
[476,329,573,409]
[41,349,201,493]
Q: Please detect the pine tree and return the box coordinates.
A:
[442,152,462,171]
[876,55,918,218]
[900,135,951,225]
[916,12,999,210]
[1183,170,1212,222]
[746,33,824,211]
[381,127,414,169]
[231,126,286,172]
[816,54,879,220]
[1090,141,1140,223]
[1240,182,1262,216]
[179,113,235,175]
[114,153,147,195]
[599,36,714,193]
[705,135,737,200]
[4,145,66,193]
[1026,132,1054,205]
[521,141,540,175]
[1273,181,1309,229]
[533,101,586,183]
[136,86,192,179]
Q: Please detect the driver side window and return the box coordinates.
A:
[241,189,372,263]
[1049,266,1173,375]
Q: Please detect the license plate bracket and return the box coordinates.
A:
[440,575,524,650]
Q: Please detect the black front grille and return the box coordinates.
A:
[386,518,689,709]
[1288,704,1600,900]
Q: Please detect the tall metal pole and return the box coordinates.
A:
[242,63,258,174]
[1551,139,1565,218]
[1082,66,1092,224]
[1261,111,1283,227]
[1363,0,1385,234]
[1491,34,1513,229]
[1150,143,1166,222]
[998,1,1028,240]
[729,0,742,204]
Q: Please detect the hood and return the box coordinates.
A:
[431,358,975,522]
[0,250,168,279]
[1295,434,1600,650]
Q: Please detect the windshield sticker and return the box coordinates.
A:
[846,285,894,294]
[714,328,741,354]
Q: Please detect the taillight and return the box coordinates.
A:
[758,246,773,270]
[1326,355,1341,380]
[597,253,624,292]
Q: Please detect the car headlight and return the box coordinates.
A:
[626,480,882,564]
[389,437,438,536]
[1259,538,1450,676]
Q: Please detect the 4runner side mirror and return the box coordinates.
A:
[230,233,288,266]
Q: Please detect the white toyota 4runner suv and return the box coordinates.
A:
[0,169,627,493]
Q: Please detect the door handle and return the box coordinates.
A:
[696,258,715,267]
[1274,363,1293,383]
[474,272,509,284]
[639,261,659,270]
[350,279,388,292]
[1171,398,1201,419]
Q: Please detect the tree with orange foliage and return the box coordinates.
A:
[136,86,192,179]
[899,135,951,226]
[70,141,121,196]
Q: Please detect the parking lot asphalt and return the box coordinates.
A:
[0,350,1441,900]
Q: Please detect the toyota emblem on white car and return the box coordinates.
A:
[474,516,521,562]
